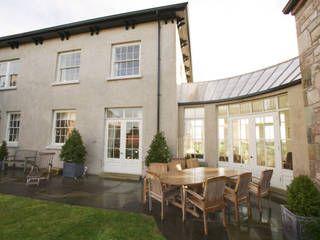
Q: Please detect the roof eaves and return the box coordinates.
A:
[0,2,188,46]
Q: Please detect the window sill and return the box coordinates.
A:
[7,142,19,148]
[46,145,62,150]
[107,75,142,81]
[52,81,80,86]
[0,87,17,91]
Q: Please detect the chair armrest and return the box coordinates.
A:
[184,188,204,201]
[248,182,259,188]
[252,176,261,181]
[224,186,235,194]
[146,170,160,177]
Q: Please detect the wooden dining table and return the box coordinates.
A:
[159,167,240,220]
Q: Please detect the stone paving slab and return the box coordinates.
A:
[0,169,286,240]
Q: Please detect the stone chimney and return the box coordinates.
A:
[283,0,320,187]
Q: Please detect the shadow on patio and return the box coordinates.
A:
[0,169,286,240]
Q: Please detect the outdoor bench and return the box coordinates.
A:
[3,149,38,172]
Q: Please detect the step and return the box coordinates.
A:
[270,186,287,203]
[99,172,141,181]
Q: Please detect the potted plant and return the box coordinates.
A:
[281,175,320,240]
[145,132,170,166]
[60,129,87,178]
[0,141,8,171]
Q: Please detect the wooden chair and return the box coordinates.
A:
[26,152,55,186]
[183,176,228,235]
[249,169,273,213]
[224,172,252,223]
[186,158,199,168]
[143,163,168,204]
[4,149,37,172]
[171,158,186,169]
[148,171,180,221]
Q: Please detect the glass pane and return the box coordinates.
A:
[126,122,139,160]
[0,76,6,88]
[133,45,140,59]
[264,97,276,111]
[0,62,7,75]
[282,140,293,170]
[9,74,17,86]
[232,119,249,164]
[256,140,265,166]
[107,109,123,118]
[218,106,227,116]
[229,104,240,115]
[107,122,121,159]
[252,100,263,112]
[132,149,139,159]
[280,111,290,139]
[240,102,251,114]
[266,141,275,167]
[184,108,194,118]
[195,108,205,118]
[278,94,288,109]
[9,61,18,74]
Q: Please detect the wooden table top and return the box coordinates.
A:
[160,167,239,186]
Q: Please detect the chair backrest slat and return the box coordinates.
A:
[260,169,273,192]
[148,172,163,195]
[171,158,186,169]
[148,163,168,175]
[36,152,55,169]
[236,172,252,197]
[186,158,199,168]
[204,176,227,203]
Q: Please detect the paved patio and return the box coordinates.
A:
[0,169,286,240]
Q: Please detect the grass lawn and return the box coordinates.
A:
[0,194,165,240]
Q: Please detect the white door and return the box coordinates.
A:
[225,113,285,189]
[105,119,142,175]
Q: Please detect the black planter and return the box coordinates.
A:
[63,162,84,178]
[281,205,315,240]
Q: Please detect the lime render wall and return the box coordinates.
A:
[0,21,179,175]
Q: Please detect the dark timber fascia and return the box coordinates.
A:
[282,0,299,14]
[0,2,187,49]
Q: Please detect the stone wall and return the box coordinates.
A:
[293,0,320,186]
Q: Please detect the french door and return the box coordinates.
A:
[104,119,142,175]
[225,112,285,188]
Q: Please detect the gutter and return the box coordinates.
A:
[157,12,161,132]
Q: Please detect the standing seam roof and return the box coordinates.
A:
[178,57,301,105]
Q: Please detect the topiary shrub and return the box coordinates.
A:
[0,141,8,162]
[60,129,87,163]
[145,132,170,166]
[287,175,320,217]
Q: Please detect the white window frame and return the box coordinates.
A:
[110,42,141,80]
[51,110,76,146]
[55,51,81,84]
[6,112,21,147]
[0,60,18,90]
[183,107,205,161]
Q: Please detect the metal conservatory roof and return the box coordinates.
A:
[178,57,301,105]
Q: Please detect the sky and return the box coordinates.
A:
[0,0,298,82]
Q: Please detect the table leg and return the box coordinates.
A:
[182,186,185,222]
